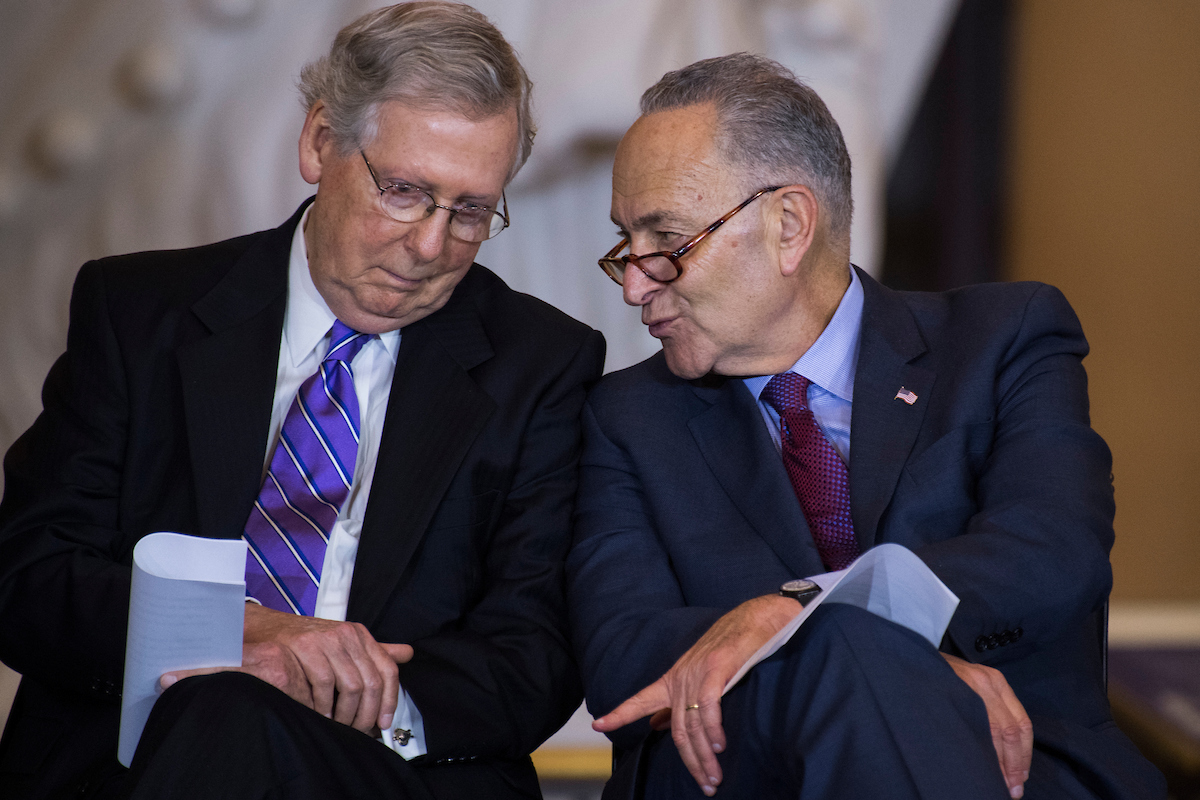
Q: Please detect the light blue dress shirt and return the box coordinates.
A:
[742,266,863,463]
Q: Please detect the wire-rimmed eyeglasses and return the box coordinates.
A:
[361,150,509,243]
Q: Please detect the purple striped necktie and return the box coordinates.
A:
[762,372,860,571]
[243,320,370,615]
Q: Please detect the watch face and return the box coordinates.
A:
[781,579,821,606]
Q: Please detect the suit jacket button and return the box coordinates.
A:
[1013,627,1023,640]
[975,636,988,652]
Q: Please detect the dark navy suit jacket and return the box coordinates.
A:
[568,267,1157,797]
[0,201,606,799]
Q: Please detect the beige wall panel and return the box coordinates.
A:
[1008,1,1200,599]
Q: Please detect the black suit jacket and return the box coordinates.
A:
[568,268,1158,797]
[0,201,606,798]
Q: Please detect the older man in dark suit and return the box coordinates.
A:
[567,53,1161,800]
[0,3,603,798]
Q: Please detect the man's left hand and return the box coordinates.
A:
[160,604,413,735]
[942,653,1033,798]
[593,594,799,797]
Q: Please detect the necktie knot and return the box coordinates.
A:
[762,372,812,416]
[325,320,370,366]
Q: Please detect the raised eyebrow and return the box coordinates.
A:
[615,210,690,232]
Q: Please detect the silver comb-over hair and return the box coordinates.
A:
[298,1,535,182]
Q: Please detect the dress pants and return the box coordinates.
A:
[116,672,539,800]
[613,604,1015,800]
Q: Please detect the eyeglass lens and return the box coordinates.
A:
[605,253,680,285]
[378,188,504,242]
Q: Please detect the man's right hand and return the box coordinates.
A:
[160,603,413,734]
[593,594,799,796]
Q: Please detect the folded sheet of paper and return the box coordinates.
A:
[118,532,247,766]
[724,543,959,693]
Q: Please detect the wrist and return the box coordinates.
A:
[755,593,804,632]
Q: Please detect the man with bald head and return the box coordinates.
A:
[568,53,1161,799]
[0,3,603,798]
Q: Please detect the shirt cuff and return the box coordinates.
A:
[380,683,426,760]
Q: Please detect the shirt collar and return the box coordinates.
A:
[743,265,864,402]
[284,205,400,367]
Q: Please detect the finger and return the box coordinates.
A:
[699,670,728,755]
[995,687,1033,796]
[672,705,717,797]
[593,682,669,731]
[297,647,338,720]
[684,696,723,790]
[344,628,396,734]
[323,644,369,729]
[365,641,404,731]
[159,665,239,691]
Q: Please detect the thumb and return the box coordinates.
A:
[382,642,414,664]
[159,665,240,693]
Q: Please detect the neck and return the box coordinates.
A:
[724,259,851,378]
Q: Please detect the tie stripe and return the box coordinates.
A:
[251,499,322,582]
[261,472,329,540]
[295,393,355,488]
[243,320,370,615]
[245,538,302,614]
[278,431,342,513]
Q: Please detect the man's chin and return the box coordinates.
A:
[661,346,712,381]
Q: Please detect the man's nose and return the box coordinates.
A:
[407,208,451,261]
[622,262,659,307]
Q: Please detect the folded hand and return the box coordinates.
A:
[161,603,413,734]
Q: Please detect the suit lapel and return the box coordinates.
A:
[688,378,826,579]
[177,210,300,540]
[849,269,933,551]
[347,276,496,628]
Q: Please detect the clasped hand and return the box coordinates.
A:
[160,603,413,734]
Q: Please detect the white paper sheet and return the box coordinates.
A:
[723,543,959,693]
[118,532,246,766]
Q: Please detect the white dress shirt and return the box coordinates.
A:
[257,207,425,758]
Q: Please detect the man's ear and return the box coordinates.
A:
[298,101,332,186]
[776,184,819,277]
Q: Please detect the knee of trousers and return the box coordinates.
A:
[152,672,297,730]
[778,602,942,667]
[732,603,968,741]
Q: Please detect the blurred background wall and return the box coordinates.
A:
[1006,1,1200,604]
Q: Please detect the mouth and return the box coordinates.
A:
[375,266,422,290]
[644,316,676,338]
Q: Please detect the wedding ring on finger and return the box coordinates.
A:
[685,703,700,711]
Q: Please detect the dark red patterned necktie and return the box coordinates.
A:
[762,373,860,570]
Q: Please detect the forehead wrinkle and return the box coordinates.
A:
[612,170,713,232]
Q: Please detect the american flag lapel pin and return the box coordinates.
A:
[894,386,918,405]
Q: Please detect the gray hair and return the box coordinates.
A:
[298,1,534,182]
[640,53,853,240]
